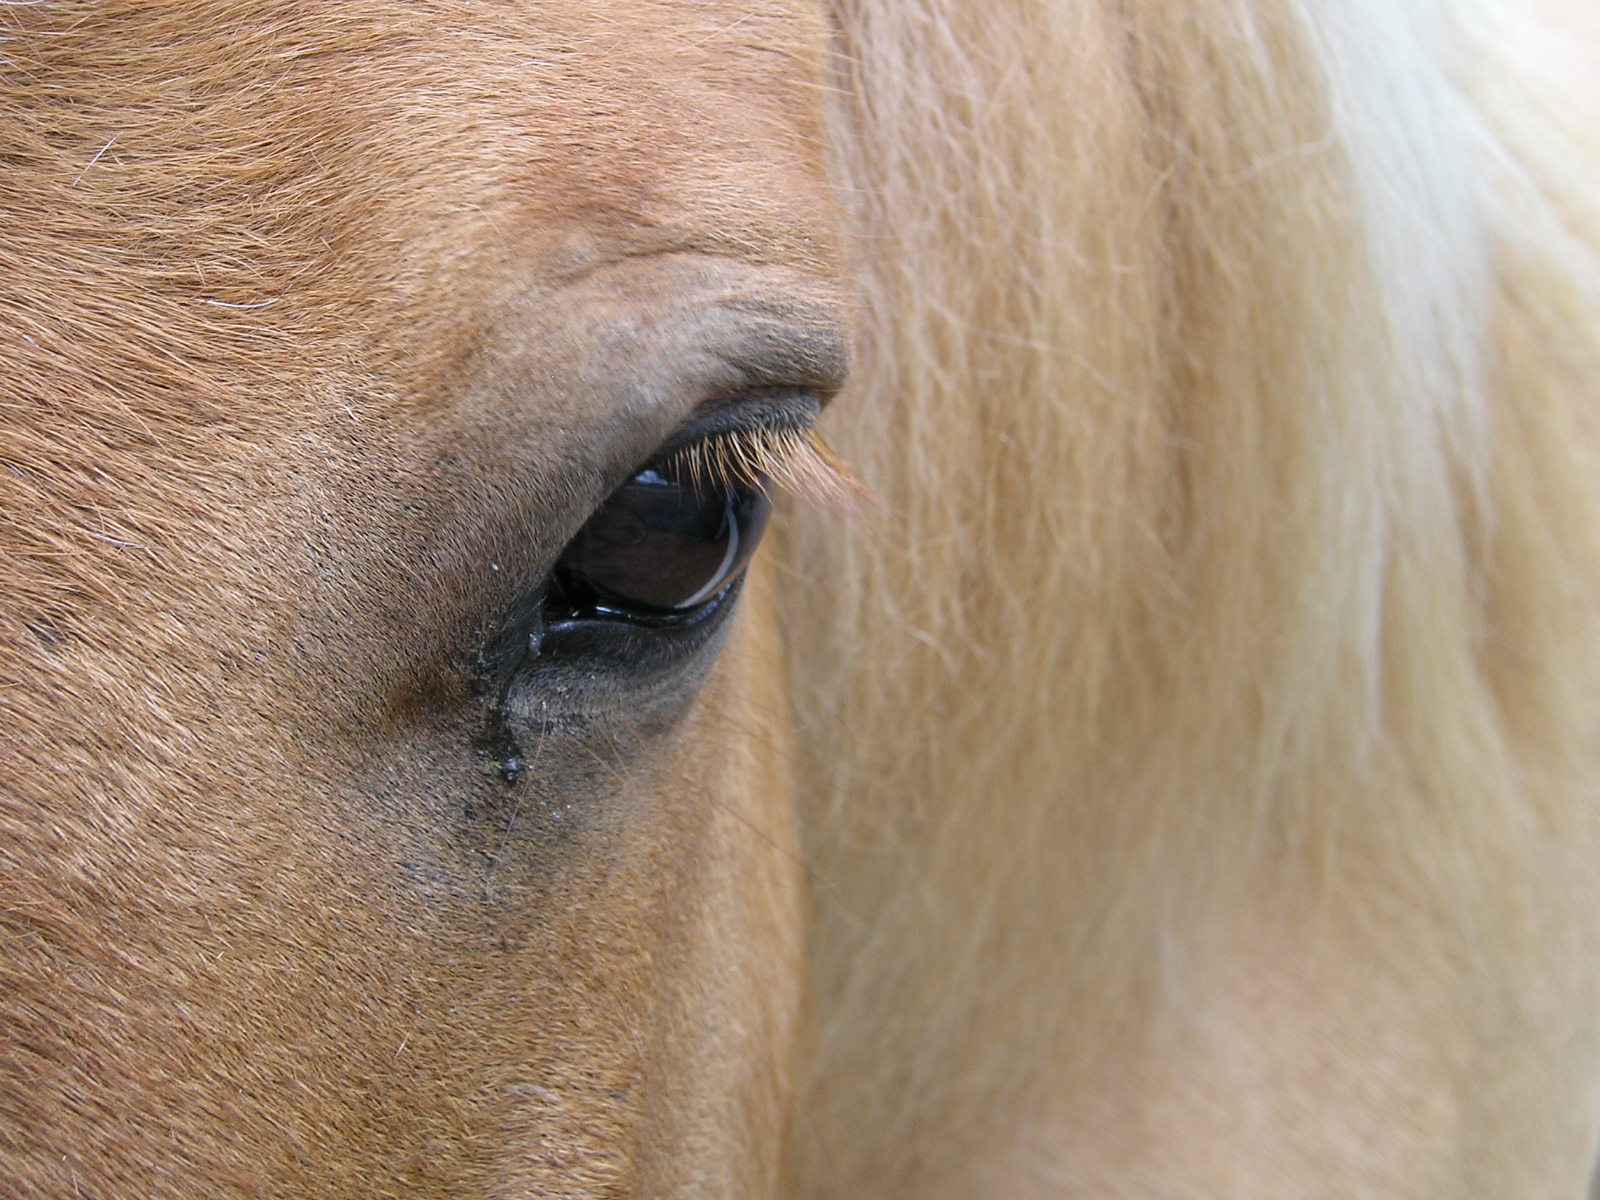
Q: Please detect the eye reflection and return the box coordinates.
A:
[550,459,773,621]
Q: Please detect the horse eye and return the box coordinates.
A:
[549,459,773,622]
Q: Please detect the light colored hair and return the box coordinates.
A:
[784,0,1600,1191]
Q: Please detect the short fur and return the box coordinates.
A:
[0,2,835,1195]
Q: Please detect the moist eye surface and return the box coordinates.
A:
[547,455,772,623]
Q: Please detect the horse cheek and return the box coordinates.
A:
[630,556,805,1195]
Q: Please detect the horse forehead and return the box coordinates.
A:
[426,0,842,257]
[2,0,846,431]
[10,0,841,285]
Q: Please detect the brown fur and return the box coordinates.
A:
[2,0,1599,1197]
[1,2,834,1195]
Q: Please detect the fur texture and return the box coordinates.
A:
[2,0,1598,1196]
[0,2,836,1195]
[788,0,1600,1194]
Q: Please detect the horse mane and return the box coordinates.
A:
[785,0,1600,1190]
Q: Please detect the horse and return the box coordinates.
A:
[2,0,1598,1196]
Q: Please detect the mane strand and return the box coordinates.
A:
[786,0,1600,1193]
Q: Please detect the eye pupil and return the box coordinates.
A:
[553,460,772,620]
[589,508,649,549]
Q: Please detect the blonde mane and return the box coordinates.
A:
[787,0,1600,1192]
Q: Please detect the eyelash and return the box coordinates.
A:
[657,423,855,509]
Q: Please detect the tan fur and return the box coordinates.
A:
[3,0,1599,1196]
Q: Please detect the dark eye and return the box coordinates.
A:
[547,456,773,624]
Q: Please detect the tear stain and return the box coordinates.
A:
[473,591,546,786]
[475,701,524,786]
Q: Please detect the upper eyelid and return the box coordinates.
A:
[654,386,822,458]
[702,299,853,396]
